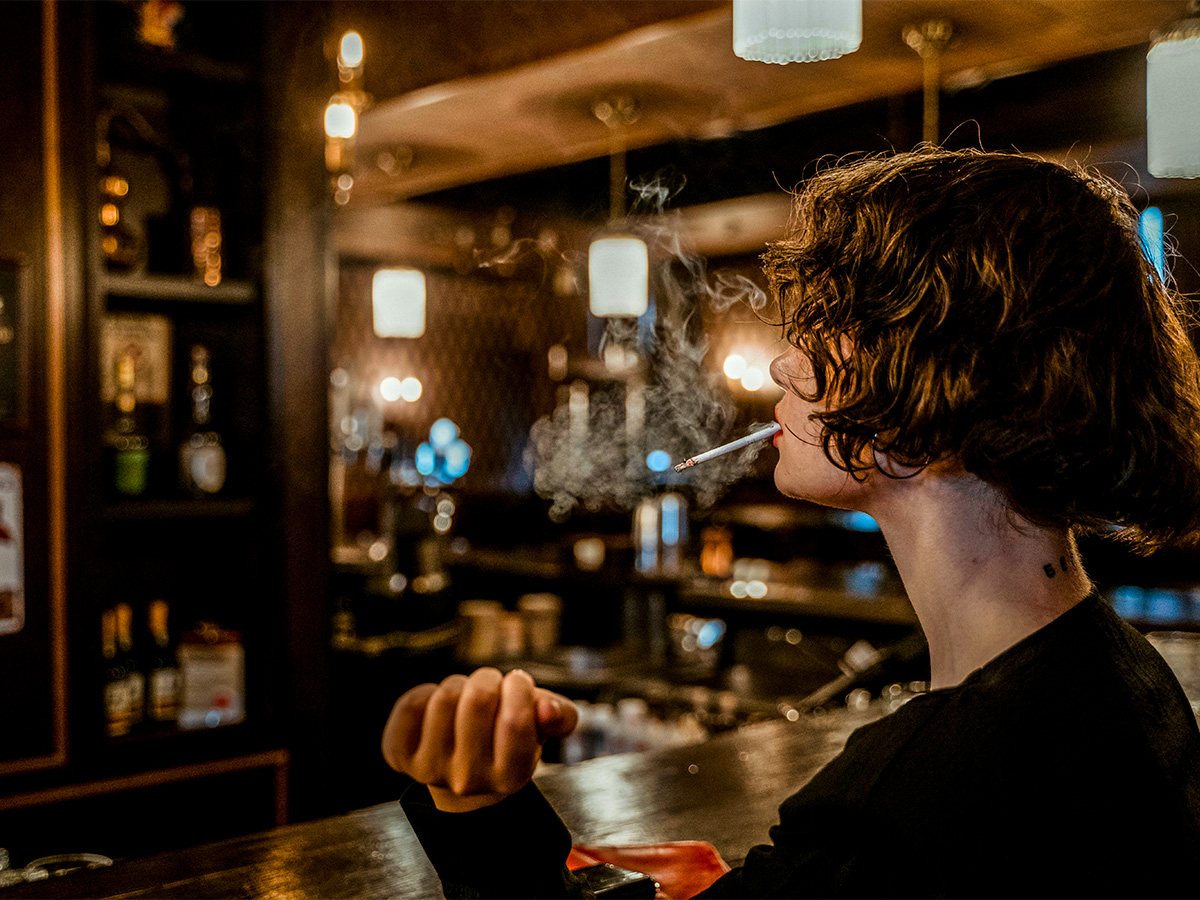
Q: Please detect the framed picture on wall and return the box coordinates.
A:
[0,463,23,636]
[0,258,26,429]
[100,312,172,405]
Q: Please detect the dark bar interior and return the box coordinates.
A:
[2,1,1199,896]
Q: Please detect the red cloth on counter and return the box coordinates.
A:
[568,841,730,900]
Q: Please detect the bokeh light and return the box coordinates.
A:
[379,376,402,402]
[399,376,422,402]
[443,439,471,478]
[646,450,671,472]
[741,367,765,391]
[430,418,459,449]
[415,443,435,476]
[324,99,356,139]
[338,31,364,68]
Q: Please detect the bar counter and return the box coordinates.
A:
[1,707,883,899]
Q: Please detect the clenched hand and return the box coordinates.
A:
[382,667,579,812]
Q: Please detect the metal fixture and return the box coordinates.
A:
[588,94,649,318]
[903,19,954,146]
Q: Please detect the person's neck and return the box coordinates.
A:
[865,471,1093,689]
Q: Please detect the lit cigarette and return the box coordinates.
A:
[674,423,782,472]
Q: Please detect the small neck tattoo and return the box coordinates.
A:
[1042,555,1069,579]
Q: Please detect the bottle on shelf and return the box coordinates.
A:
[178,344,226,497]
[97,166,143,272]
[190,206,222,286]
[106,351,150,496]
[101,608,132,738]
[145,599,180,726]
[178,621,245,730]
[115,602,145,730]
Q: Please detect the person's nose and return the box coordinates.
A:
[769,351,792,390]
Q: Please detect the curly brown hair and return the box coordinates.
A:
[761,148,1200,552]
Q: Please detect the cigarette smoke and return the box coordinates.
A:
[526,171,776,522]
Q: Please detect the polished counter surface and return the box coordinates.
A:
[1,708,883,899]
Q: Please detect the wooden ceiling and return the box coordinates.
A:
[347,0,1183,207]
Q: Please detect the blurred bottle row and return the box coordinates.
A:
[456,593,563,664]
[562,695,718,764]
[104,341,226,499]
[100,600,244,739]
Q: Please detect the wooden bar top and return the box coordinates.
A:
[1,708,882,899]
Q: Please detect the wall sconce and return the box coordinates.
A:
[338,30,364,81]
[1147,1,1200,178]
[380,375,423,403]
[372,268,426,338]
[325,30,370,200]
[324,96,358,139]
[722,352,768,392]
[733,0,862,64]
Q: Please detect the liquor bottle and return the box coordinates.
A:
[101,608,132,738]
[145,599,180,725]
[179,344,226,496]
[178,621,245,730]
[115,602,145,729]
[107,352,150,496]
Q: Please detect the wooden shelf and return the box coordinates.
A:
[678,577,918,627]
[102,46,255,86]
[100,496,257,521]
[102,273,257,305]
[0,749,288,819]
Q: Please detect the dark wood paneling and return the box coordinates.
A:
[261,1,336,821]
[0,0,64,776]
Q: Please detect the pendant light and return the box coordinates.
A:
[733,0,861,64]
[588,95,649,318]
[902,20,953,146]
[372,268,426,338]
[325,30,369,201]
[1147,1,1200,178]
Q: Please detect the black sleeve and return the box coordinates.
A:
[400,781,589,899]
[696,712,926,898]
[693,813,862,898]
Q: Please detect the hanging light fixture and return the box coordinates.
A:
[372,268,426,338]
[1147,1,1200,179]
[325,30,370,201]
[733,0,861,64]
[589,237,649,319]
[588,95,649,318]
[902,19,954,146]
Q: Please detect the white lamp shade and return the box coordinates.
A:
[733,0,861,64]
[339,31,364,69]
[373,268,426,338]
[588,236,649,318]
[324,99,357,139]
[1148,25,1200,179]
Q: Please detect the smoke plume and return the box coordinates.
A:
[528,172,775,521]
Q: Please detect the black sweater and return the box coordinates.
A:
[402,595,1200,898]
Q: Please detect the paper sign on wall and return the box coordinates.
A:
[100,313,171,405]
[0,463,24,636]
